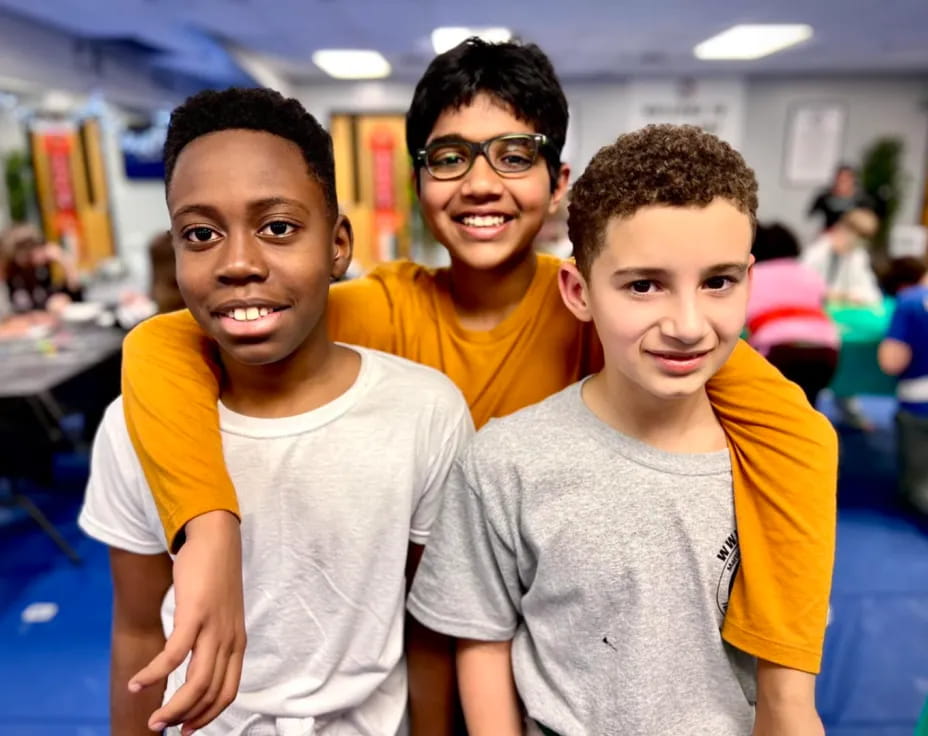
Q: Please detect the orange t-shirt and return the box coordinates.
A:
[121,253,836,673]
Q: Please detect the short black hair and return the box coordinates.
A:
[406,38,568,188]
[163,87,337,216]
[752,223,801,263]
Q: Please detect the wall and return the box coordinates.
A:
[567,76,928,244]
[98,104,170,291]
[742,76,928,243]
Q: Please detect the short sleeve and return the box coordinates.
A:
[407,453,521,641]
[328,272,397,353]
[409,405,474,545]
[886,297,913,345]
[78,399,168,555]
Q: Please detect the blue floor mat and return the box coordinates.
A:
[2,399,927,732]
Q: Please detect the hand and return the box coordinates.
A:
[33,243,69,266]
[129,511,246,735]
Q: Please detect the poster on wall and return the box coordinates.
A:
[626,78,746,151]
[783,103,846,187]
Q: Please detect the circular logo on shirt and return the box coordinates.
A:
[715,530,741,617]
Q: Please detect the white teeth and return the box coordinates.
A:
[228,307,272,322]
[461,215,505,228]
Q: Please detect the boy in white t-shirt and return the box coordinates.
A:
[78,88,472,736]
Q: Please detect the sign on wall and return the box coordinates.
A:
[626,78,746,151]
[782,103,846,187]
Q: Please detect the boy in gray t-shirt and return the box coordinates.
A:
[408,125,827,735]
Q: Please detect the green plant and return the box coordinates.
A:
[859,137,905,256]
[3,150,32,223]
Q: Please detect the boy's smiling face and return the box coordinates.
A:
[168,129,351,367]
[417,93,569,272]
[562,198,753,402]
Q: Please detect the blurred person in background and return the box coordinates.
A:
[1,222,83,314]
[802,208,882,306]
[880,256,927,297]
[807,164,873,232]
[148,230,185,313]
[747,223,840,407]
[802,208,882,429]
[878,250,928,516]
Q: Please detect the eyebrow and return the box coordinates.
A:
[425,132,530,147]
[170,197,310,220]
[611,262,750,280]
[425,134,471,147]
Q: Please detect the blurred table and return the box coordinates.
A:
[0,323,124,563]
[0,325,124,399]
[827,297,896,397]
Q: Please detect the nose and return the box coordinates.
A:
[460,153,504,199]
[215,231,269,286]
[660,294,708,346]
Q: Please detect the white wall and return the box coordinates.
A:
[566,76,928,244]
[99,105,170,291]
[295,82,416,124]
[742,76,928,244]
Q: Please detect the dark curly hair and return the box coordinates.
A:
[163,87,337,217]
[406,38,568,189]
[568,124,758,276]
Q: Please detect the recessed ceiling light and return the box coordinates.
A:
[431,27,512,55]
[694,24,813,60]
[311,49,391,80]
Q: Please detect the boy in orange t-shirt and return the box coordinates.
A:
[120,39,836,733]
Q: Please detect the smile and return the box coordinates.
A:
[648,350,711,360]
[647,349,713,375]
[223,306,275,322]
[456,214,511,228]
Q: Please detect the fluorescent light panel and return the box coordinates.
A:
[694,24,813,60]
[431,27,512,55]
[312,49,391,80]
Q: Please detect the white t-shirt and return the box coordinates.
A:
[802,235,882,306]
[79,346,473,736]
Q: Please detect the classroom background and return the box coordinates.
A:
[0,1,927,733]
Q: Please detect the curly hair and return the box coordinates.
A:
[163,87,337,217]
[568,124,758,276]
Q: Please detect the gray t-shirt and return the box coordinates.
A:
[408,380,756,735]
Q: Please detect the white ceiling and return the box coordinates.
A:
[1,0,926,92]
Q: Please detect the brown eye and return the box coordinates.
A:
[259,221,298,237]
[182,226,219,244]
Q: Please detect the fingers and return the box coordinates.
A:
[177,641,230,733]
[180,637,244,735]
[130,623,199,692]
[144,631,218,730]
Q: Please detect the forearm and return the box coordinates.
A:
[121,310,237,549]
[752,660,823,736]
[406,616,456,736]
[111,628,168,735]
[457,639,522,736]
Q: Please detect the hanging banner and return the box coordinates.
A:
[370,126,398,262]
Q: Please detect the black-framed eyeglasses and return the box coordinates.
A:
[415,133,551,181]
